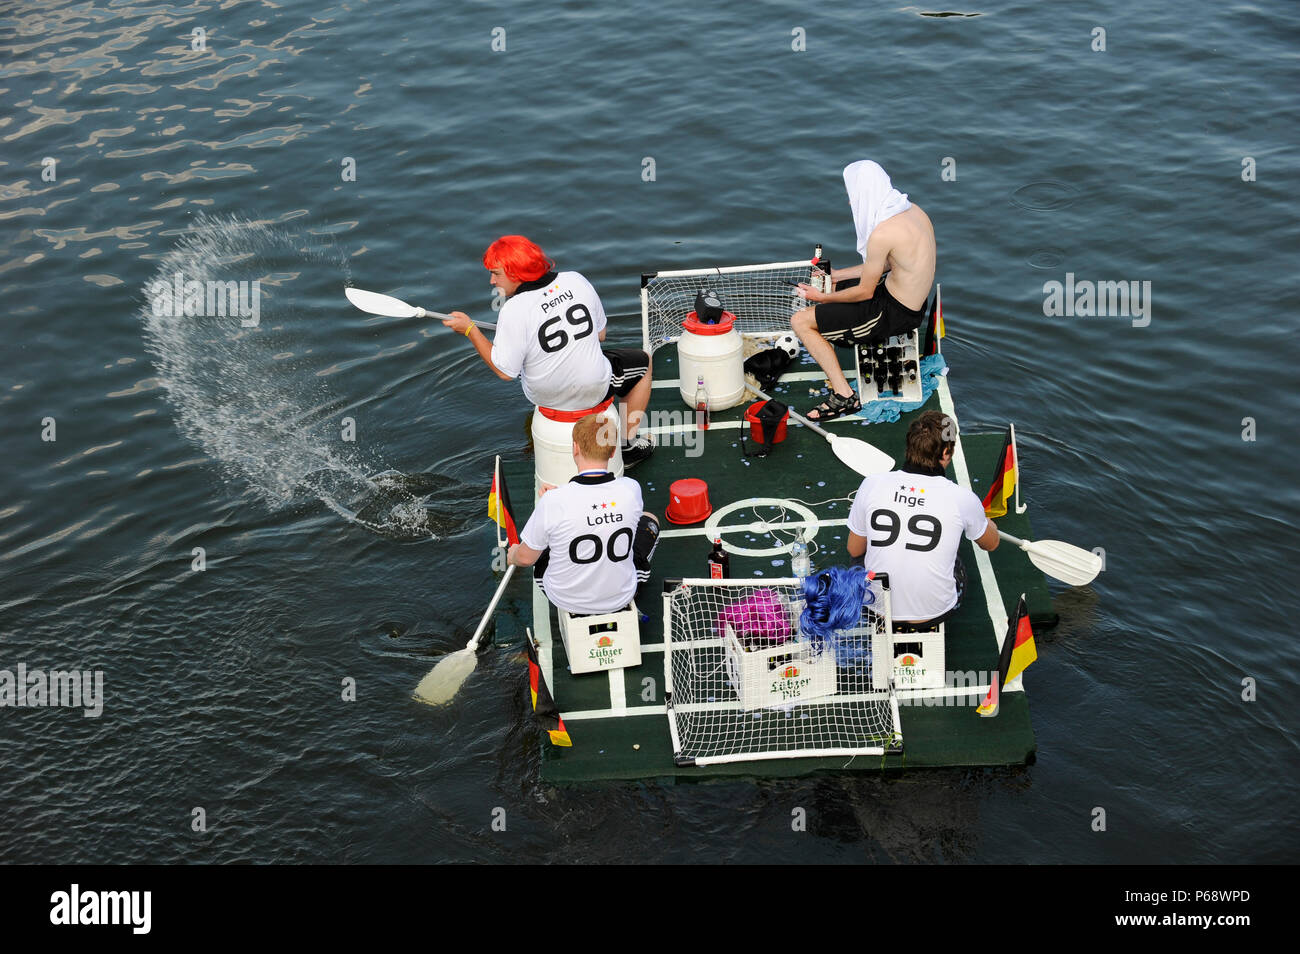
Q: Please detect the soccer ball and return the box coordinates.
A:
[774,332,801,359]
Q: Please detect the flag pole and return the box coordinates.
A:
[494,455,506,547]
[935,283,942,354]
[1010,422,1027,514]
[1004,592,1031,691]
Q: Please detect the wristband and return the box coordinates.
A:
[464,321,475,337]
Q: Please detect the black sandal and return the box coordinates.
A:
[805,390,861,422]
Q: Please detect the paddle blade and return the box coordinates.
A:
[829,435,895,477]
[412,647,477,705]
[345,287,420,318]
[1022,539,1103,587]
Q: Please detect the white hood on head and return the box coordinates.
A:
[844,160,911,260]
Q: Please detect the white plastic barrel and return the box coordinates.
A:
[677,312,746,410]
[531,402,624,492]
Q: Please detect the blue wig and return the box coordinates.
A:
[799,565,874,665]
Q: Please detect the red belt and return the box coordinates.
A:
[536,396,615,423]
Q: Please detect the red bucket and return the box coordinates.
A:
[743,400,789,444]
[666,478,712,525]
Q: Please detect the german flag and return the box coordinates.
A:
[524,630,571,746]
[922,283,945,356]
[981,427,1017,518]
[488,455,519,546]
[977,595,1037,717]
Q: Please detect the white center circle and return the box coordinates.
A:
[703,497,821,557]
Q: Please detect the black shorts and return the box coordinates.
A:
[814,277,927,347]
[603,348,650,399]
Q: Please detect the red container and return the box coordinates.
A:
[743,400,789,444]
[666,478,712,525]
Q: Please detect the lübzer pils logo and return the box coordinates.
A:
[588,634,622,663]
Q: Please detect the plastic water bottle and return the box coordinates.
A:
[695,375,709,430]
[791,528,811,579]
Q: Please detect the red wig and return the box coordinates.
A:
[482,235,554,283]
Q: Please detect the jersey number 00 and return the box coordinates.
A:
[568,526,633,564]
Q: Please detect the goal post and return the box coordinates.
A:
[640,257,827,355]
[662,577,904,766]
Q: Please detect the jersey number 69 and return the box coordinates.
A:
[538,303,595,353]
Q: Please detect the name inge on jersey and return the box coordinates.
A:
[539,288,575,313]
[894,489,927,508]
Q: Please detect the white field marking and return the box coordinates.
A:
[641,419,744,436]
[667,682,986,716]
[657,516,848,540]
[936,375,1021,693]
[895,683,989,703]
[670,690,892,714]
[565,685,988,722]
[609,666,625,710]
[652,369,827,390]
[562,705,667,721]
[532,578,554,688]
[703,498,822,557]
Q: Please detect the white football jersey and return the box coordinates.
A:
[491,270,612,411]
[521,472,642,615]
[847,467,989,621]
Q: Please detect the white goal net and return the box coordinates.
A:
[640,258,827,355]
[663,577,904,766]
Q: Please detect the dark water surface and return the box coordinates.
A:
[1,0,1297,863]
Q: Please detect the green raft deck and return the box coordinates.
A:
[500,347,1056,783]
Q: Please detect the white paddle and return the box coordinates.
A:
[748,385,894,476]
[412,564,516,705]
[345,287,496,330]
[998,531,1102,586]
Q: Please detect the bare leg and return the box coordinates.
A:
[792,306,853,401]
[622,365,653,441]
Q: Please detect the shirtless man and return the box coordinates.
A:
[792,160,936,422]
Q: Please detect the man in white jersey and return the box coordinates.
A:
[846,410,998,625]
[441,234,655,465]
[508,413,660,615]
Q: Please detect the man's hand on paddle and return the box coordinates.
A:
[440,310,475,335]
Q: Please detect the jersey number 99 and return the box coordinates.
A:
[869,509,942,552]
[538,304,595,353]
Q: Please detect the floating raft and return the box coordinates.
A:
[497,308,1055,783]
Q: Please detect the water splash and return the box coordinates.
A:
[140,215,462,541]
